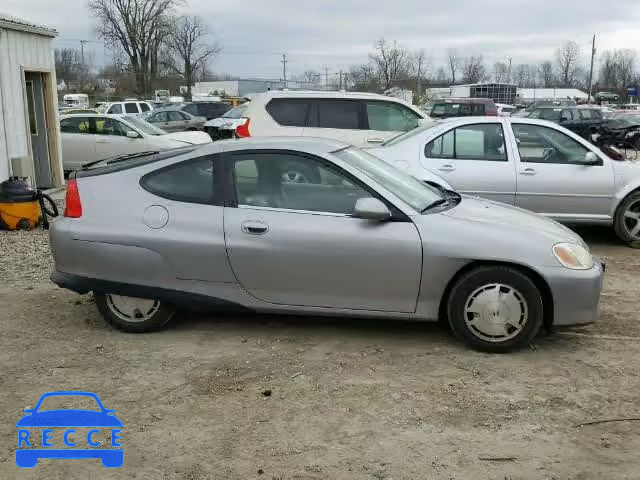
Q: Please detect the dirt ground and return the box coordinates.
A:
[1,226,639,479]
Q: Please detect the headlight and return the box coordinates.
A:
[552,243,594,270]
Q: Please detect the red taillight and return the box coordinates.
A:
[64,179,82,218]
[236,117,251,138]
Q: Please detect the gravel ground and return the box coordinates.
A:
[1,219,639,479]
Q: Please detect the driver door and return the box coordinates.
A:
[94,117,148,159]
[223,150,423,312]
[509,122,614,220]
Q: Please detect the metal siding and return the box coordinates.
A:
[0,27,58,183]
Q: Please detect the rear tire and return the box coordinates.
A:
[614,191,640,248]
[446,266,544,353]
[95,292,174,333]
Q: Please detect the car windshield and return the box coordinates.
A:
[333,146,442,212]
[223,104,248,119]
[608,114,640,128]
[382,121,439,146]
[122,115,167,135]
[530,109,562,121]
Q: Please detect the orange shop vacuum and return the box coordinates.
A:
[0,177,58,230]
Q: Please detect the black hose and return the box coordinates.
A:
[35,191,59,230]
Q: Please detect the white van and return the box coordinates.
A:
[96,100,154,116]
[63,94,89,108]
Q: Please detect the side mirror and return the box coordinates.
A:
[126,130,140,139]
[353,198,391,221]
[584,151,600,165]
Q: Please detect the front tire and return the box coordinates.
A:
[614,191,640,248]
[95,293,175,333]
[447,266,544,353]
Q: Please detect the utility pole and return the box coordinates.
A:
[506,56,512,84]
[587,34,596,104]
[325,67,329,91]
[80,39,88,87]
[281,53,288,89]
[339,70,343,90]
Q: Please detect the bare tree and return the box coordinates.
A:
[556,40,581,87]
[89,0,179,95]
[599,49,637,94]
[163,15,221,99]
[513,64,536,87]
[348,63,380,92]
[55,48,81,83]
[410,49,429,102]
[297,70,321,86]
[369,39,410,90]
[447,48,461,84]
[434,66,448,84]
[538,61,555,87]
[462,55,487,83]
[493,62,509,83]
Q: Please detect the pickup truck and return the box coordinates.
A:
[525,106,604,138]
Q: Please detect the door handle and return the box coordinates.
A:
[366,137,385,144]
[520,168,537,176]
[241,220,268,235]
[437,164,455,172]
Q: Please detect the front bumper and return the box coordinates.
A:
[537,261,605,326]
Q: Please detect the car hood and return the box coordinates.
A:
[439,195,584,244]
[16,410,123,427]
[156,131,212,145]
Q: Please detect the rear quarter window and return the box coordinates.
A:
[141,156,217,205]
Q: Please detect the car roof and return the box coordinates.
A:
[433,97,495,104]
[257,90,395,100]
[206,136,350,155]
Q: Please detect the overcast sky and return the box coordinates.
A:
[4,0,640,79]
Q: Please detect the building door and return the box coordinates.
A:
[25,72,53,187]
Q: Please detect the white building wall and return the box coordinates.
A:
[0,26,60,183]
[191,81,240,96]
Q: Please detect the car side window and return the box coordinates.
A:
[96,118,132,137]
[425,124,507,161]
[231,152,370,215]
[60,117,92,134]
[314,100,360,129]
[365,101,421,132]
[139,103,150,112]
[124,102,139,114]
[107,104,122,114]
[168,111,184,121]
[183,104,198,116]
[512,124,597,165]
[141,157,216,204]
[579,109,591,120]
[153,112,168,123]
[265,99,310,127]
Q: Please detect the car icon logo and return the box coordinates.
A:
[16,391,123,468]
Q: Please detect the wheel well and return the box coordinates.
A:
[438,260,554,330]
[614,187,640,219]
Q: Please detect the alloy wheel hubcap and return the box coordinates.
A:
[464,283,528,342]
[281,171,308,184]
[623,200,640,240]
[105,294,160,323]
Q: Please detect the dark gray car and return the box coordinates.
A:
[140,108,206,132]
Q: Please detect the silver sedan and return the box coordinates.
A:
[140,108,206,132]
[49,137,604,352]
[370,117,640,247]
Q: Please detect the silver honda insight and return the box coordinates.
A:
[49,137,604,352]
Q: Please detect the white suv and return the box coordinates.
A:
[97,100,154,116]
[232,91,427,146]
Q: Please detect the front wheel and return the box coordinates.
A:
[447,266,544,353]
[95,293,175,333]
[614,191,640,248]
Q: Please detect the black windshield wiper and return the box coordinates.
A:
[83,151,160,169]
